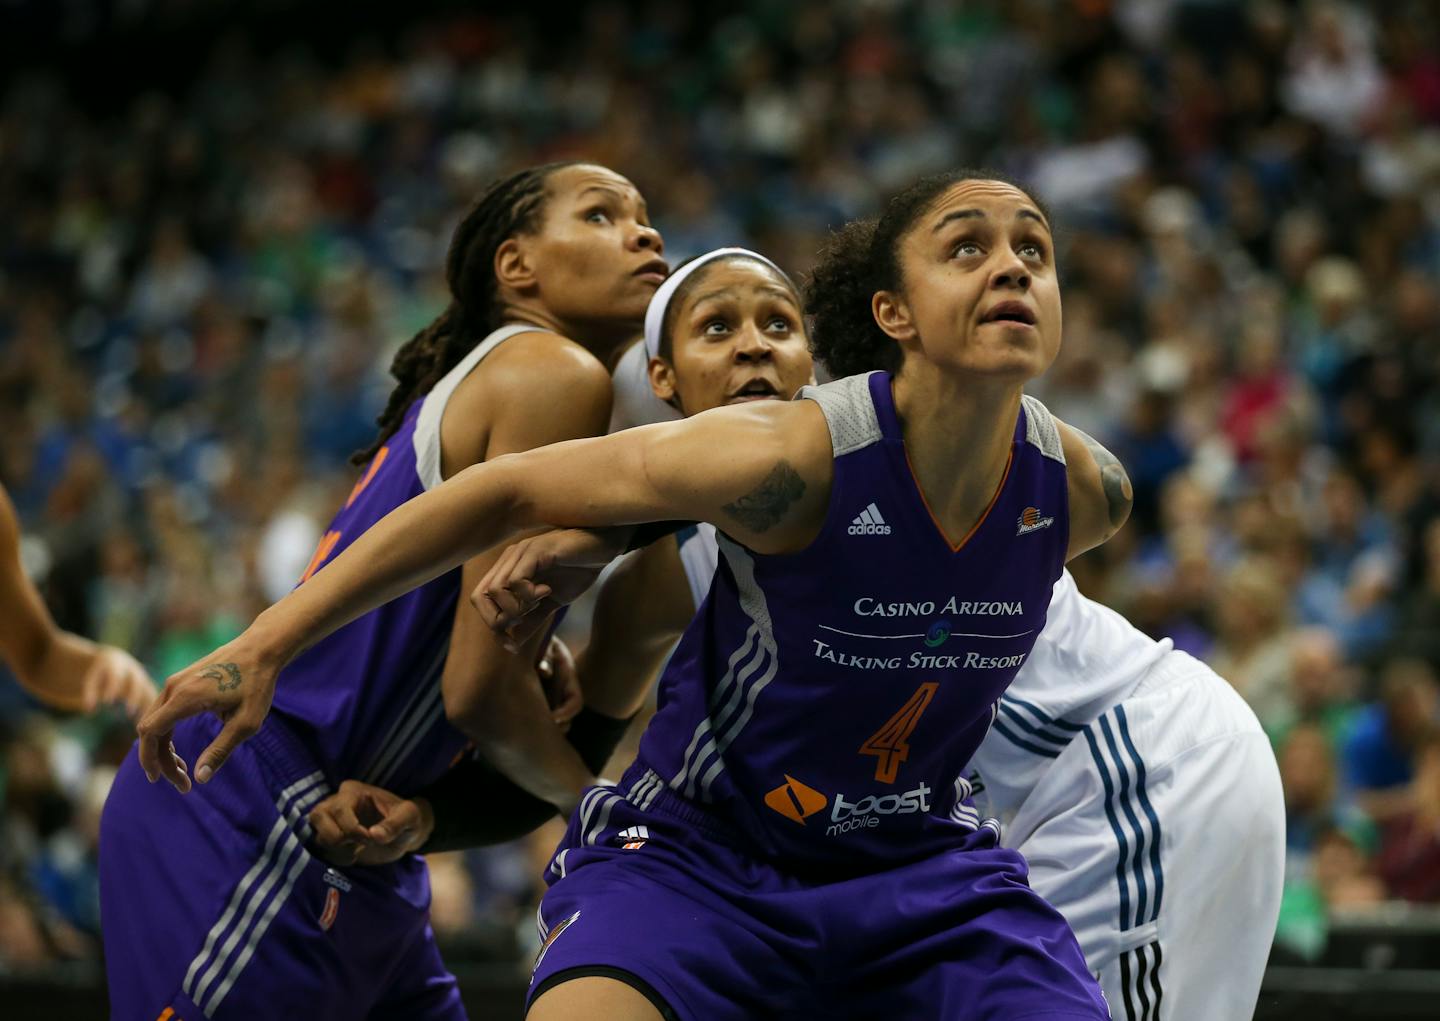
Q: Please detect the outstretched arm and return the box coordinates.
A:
[0,485,157,718]
[138,399,833,789]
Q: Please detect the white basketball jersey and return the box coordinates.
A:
[609,339,682,433]
[968,570,1173,820]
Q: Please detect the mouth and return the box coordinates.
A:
[980,301,1037,327]
[725,378,783,404]
[633,259,670,286]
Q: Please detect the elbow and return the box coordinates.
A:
[1100,463,1133,536]
[442,677,495,740]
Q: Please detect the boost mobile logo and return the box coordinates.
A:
[764,774,827,824]
[849,502,892,535]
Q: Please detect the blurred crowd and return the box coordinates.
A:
[2,0,1439,978]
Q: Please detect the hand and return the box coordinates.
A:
[472,528,626,650]
[537,635,581,728]
[309,780,434,866]
[135,630,286,793]
[81,646,158,719]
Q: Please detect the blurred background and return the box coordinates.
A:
[1,0,1438,1017]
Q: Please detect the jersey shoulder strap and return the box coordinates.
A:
[795,372,884,457]
[1019,393,1066,464]
[413,324,555,490]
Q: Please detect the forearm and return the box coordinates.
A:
[254,462,523,660]
[456,676,593,815]
[16,630,97,712]
[417,706,633,852]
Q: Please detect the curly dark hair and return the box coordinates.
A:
[805,170,1050,380]
[351,160,582,466]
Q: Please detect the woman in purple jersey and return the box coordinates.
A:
[140,172,1130,1020]
[305,248,817,858]
[102,161,668,1021]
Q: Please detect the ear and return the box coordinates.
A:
[494,237,538,293]
[872,289,917,343]
[648,356,679,406]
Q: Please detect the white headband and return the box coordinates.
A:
[642,247,788,359]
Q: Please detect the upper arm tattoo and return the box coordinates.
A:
[722,461,807,534]
[1071,427,1133,529]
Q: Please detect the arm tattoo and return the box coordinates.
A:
[200,662,243,692]
[722,460,807,534]
[1072,427,1133,529]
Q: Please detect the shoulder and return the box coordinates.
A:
[442,330,614,468]
[462,330,612,410]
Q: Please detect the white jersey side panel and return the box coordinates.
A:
[971,570,1173,821]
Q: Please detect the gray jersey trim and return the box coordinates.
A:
[796,372,883,457]
[1020,394,1066,465]
[413,324,555,491]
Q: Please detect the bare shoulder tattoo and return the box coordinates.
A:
[200,662,243,692]
[1071,427,1133,529]
[722,460,807,534]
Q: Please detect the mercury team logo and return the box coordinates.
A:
[763,774,827,824]
[1016,506,1055,535]
[924,619,952,647]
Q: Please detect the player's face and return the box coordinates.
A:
[520,164,668,327]
[881,180,1060,382]
[649,259,815,416]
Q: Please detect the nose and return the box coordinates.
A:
[630,223,664,255]
[733,324,774,362]
[991,248,1030,291]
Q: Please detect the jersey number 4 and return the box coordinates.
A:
[859,682,938,784]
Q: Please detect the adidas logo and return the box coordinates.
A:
[848,502,892,536]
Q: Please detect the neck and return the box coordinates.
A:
[498,301,634,372]
[891,360,1023,540]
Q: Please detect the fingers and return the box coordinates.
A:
[194,711,261,784]
[366,797,422,847]
[309,802,362,866]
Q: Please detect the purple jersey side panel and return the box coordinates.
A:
[633,371,1071,868]
[269,399,468,795]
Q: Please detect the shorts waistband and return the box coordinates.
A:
[616,758,746,847]
[247,711,331,796]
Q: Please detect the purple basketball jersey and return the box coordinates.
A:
[270,324,544,794]
[631,371,1071,868]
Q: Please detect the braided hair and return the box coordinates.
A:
[805,170,1050,380]
[352,161,581,466]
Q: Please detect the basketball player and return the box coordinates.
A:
[306,247,815,857]
[474,239,1285,1021]
[0,481,156,718]
[140,172,1122,1019]
[100,161,667,1020]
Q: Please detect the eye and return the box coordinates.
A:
[585,207,612,225]
[702,318,730,337]
[952,240,983,258]
[1019,240,1047,260]
[766,316,794,334]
